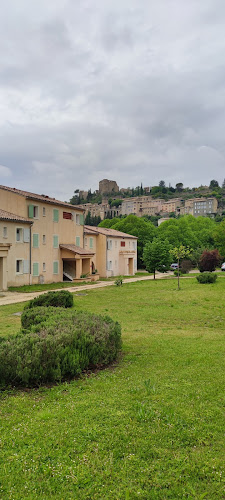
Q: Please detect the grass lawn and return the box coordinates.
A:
[8,273,153,292]
[0,278,225,499]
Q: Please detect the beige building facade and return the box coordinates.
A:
[0,185,94,289]
[84,226,137,278]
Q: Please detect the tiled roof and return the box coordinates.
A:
[84,225,137,239]
[0,185,84,211]
[59,244,95,256]
[0,209,32,224]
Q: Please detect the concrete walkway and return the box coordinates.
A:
[0,272,174,306]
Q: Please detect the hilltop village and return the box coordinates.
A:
[69,178,223,223]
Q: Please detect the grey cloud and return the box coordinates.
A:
[0,0,225,198]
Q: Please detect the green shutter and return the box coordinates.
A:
[33,263,39,276]
[79,214,84,225]
[33,233,39,248]
[53,235,59,248]
[53,261,59,274]
[28,205,34,218]
[53,209,59,222]
[76,236,80,247]
[90,237,93,249]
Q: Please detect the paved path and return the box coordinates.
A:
[0,272,175,306]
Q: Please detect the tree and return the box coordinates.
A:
[175,183,183,192]
[170,245,192,289]
[159,180,166,188]
[143,239,172,279]
[209,179,219,189]
[198,249,221,272]
[213,220,225,258]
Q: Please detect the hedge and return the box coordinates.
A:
[0,310,122,387]
[24,290,74,310]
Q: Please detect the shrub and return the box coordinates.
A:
[199,249,221,272]
[115,276,123,286]
[196,272,217,284]
[174,270,183,277]
[21,306,66,331]
[24,290,74,310]
[180,259,192,274]
[0,310,122,387]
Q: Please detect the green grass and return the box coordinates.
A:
[8,280,97,293]
[8,273,153,291]
[0,278,225,498]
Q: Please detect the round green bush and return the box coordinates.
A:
[24,290,74,310]
[0,310,122,388]
[196,272,217,284]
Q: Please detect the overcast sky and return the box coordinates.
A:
[0,0,225,201]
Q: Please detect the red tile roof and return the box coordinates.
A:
[0,185,84,211]
[59,244,95,256]
[84,225,137,239]
[0,209,32,224]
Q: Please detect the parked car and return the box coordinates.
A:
[170,263,179,270]
[221,263,225,271]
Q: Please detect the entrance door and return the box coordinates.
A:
[0,258,3,290]
[128,258,133,275]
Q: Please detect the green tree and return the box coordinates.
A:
[143,239,172,279]
[209,179,219,189]
[170,245,192,290]
[213,219,225,258]
[176,183,183,192]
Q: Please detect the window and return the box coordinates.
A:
[33,206,39,218]
[90,237,93,249]
[28,204,38,218]
[53,235,59,248]
[115,240,117,248]
[43,207,46,216]
[53,209,59,222]
[76,214,80,225]
[43,262,46,272]
[107,239,112,250]
[76,236,80,247]
[63,211,72,220]
[16,228,23,242]
[121,241,125,247]
[84,237,87,247]
[33,262,39,277]
[133,241,136,250]
[23,228,30,242]
[107,261,112,271]
[43,234,46,245]
[3,226,7,238]
[53,261,59,274]
[33,233,39,248]
[16,260,23,273]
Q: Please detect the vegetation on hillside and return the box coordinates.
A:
[99,213,225,266]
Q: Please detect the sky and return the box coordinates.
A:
[0,0,225,201]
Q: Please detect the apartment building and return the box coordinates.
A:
[161,198,182,215]
[84,226,137,278]
[121,197,162,217]
[0,185,94,289]
[180,197,218,217]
